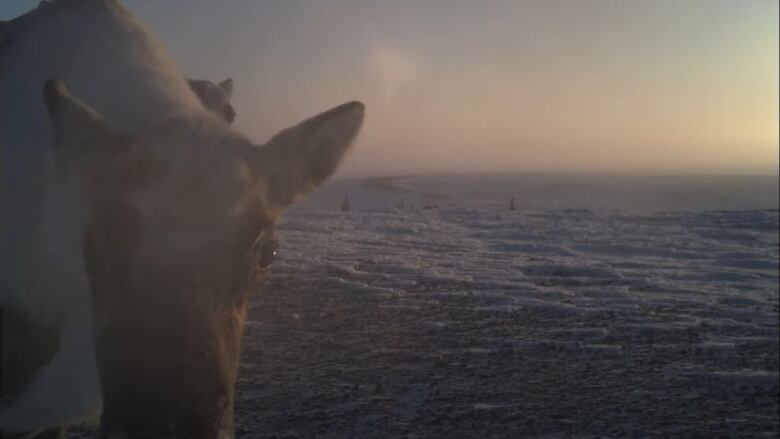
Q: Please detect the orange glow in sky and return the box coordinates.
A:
[2,0,777,176]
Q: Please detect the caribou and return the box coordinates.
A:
[0,1,364,437]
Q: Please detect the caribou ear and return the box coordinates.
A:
[256,101,364,210]
[218,78,233,97]
[43,79,117,165]
[44,80,158,196]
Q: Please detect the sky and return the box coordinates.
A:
[2,0,778,177]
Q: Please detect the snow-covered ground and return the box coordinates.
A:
[228,174,779,438]
[62,174,777,438]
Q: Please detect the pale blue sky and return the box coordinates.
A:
[2,1,778,176]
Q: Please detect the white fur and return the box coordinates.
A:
[0,2,364,433]
[0,0,208,431]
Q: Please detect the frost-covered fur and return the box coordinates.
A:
[0,0,220,432]
[0,1,363,435]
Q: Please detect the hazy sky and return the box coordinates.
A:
[2,0,778,176]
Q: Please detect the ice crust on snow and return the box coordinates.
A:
[228,175,778,436]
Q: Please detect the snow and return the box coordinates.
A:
[212,174,779,438]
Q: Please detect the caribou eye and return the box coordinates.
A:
[254,240,279,270]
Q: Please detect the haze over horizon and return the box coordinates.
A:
[2,0,778,177]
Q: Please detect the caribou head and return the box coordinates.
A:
[44,79,363,439]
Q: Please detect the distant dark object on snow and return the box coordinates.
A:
[341,195,351,211]
[509,196,515,211]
